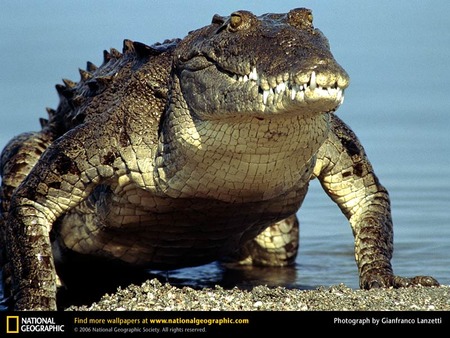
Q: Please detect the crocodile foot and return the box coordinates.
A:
[361,269,439,289]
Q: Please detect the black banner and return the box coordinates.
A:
[0,311,448,336]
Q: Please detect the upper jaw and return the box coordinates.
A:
[178,56,350,118]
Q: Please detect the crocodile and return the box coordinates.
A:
[0,8,439,310]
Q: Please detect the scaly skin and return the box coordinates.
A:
[0,8,438,310]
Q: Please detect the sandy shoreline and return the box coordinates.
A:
[67,278,450,311]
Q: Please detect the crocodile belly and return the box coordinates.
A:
[54,190,306,269]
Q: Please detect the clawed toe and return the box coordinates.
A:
[362,271,439,290]
[409,276,440,287]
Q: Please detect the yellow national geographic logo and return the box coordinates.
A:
[5,315,65,334]
[6,316,19,334]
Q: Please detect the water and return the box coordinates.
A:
[1,0,449,305]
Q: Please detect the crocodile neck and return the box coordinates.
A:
[155,112,330,203]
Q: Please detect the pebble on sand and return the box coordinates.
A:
[67,278,450,311]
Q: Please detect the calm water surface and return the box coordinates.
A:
[1,1,449,307]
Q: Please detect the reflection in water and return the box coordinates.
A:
[220,264,299,289]
[167,262,305,290]
[55,261,309,309]
[0,260,306,310]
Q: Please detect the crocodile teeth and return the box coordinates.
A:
[275,82,286,94]
[291,86,297,100]
[337,89,343,103]
[231,67,344,106]
[263,89,273,105]
[237,74,249,82]
[249,67,258,81]
[309,71,317,90]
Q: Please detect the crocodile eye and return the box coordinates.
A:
[229,13,243,31]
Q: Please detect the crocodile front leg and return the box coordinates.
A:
[314,115,439,289]
[4,124,118,310]
[6,203,58,310]
[0,130,55,308]
[353,215,438,289]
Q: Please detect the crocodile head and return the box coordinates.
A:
[172,8,349,118]
[157,8,350,202]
